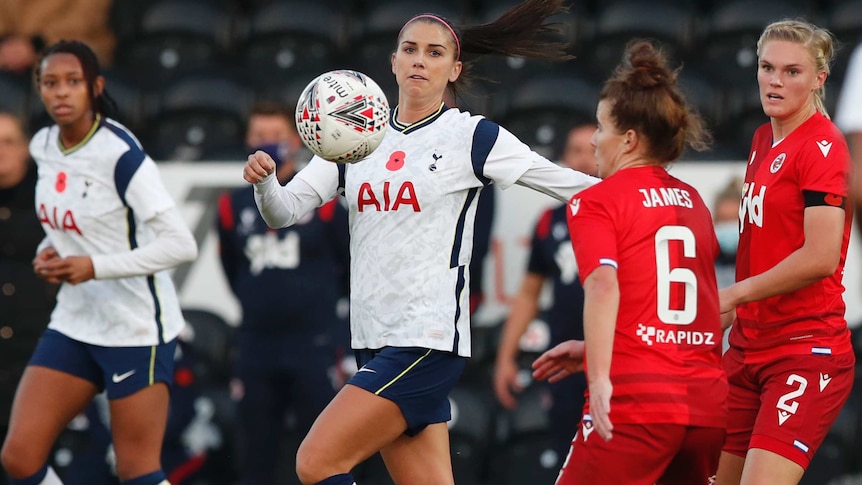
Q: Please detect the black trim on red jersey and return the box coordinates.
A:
[803,190,846,209]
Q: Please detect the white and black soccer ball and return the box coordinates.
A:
[295,70,390,164]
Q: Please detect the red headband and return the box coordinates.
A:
[398,14,461,60]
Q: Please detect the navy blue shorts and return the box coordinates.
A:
[29,329,178,400]
[350,346,467,436]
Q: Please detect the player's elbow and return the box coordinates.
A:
[177,233,199,264]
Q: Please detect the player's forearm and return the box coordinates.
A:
[253,174,321,228]
[583,268,619,383]
[515,157,601,203]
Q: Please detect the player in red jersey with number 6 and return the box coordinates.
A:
[531,40,727,485]
[715,19,854,485]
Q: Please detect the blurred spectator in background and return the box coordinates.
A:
[217,101,350,485]
[0,111,56,485]
[493,123,596,465]
[835,42,862,232]
[0,0,115,74]
[713,176,743,290]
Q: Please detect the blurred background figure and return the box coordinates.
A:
[217,100,350,485]
[0,111,57,485]
[713,176,743,290]
[835,42,862,233]
[493,122,597,468]
[0,0,114,74]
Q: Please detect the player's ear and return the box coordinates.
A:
[449,60,462,83]
[391,53,397,75]
[93,75,105,98]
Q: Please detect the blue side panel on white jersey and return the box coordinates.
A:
[470,119,499,186]
[337,163,346,194]
[451,265,466,353]
[449,187,478,269]
[104,120,165,344]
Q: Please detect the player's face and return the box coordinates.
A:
[592,100,627,179]
[38,53,100,127]
[0,115,28,184]
[246,114,295,148]
[392,21,462,104]
[757,40,826,121]
[561,125,598,176]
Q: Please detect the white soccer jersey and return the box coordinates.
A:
[257,106,598,356]
[31,117,186,346]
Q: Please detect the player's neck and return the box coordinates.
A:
[58,112,99,150]
[395,99,444,125]
[770,104,816,142]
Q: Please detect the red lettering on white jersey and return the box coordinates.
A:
[38,203,82,235]
[357,181,421,212]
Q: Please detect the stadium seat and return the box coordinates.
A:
[496,73,600,160]
[180,308,235,385]
[689,0,812,87]
[144,71,252,161]
[585,1,694,78]
[488,382,560,485]
[713,86,767,161]
[448,386,496,485]
[114,0,236,84]
[828,0,862,45]
[240,2,341,85]
[0,72,31,121]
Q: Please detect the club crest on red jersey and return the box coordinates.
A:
[769,153,786,174]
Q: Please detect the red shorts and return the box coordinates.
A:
[556,419,725,485]
[722,347,855,469]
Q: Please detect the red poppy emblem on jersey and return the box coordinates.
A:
[55,172,67,193]
[569,198,580,216]
[386,150,406,171]
[769,153,786,174]
[825,193,843,207]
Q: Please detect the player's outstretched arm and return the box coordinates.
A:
[532,340,585,383]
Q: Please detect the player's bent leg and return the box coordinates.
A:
[380,422,454,485]
[1,366,98,478]
[714,451,746,485]
[740,448,804,485]
[296,384,409,485]
[109,383,170,481]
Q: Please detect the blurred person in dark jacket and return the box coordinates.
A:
[0,111,57,484]
[217,101,350,485]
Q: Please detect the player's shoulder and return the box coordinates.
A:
[29,125,54,156]
[790,113,849,160]
[98,117,146,154]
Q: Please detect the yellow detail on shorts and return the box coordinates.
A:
[375,349,433,395]
[149,346,156,385]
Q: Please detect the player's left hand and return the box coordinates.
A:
[588,377,614,442]
[718,286,739,314]
[34,255,95,285]
[532,340,585,383]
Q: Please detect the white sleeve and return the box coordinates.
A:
[481,122,600,202]
[123,156,176,220]
[253,156,339,228]
[514,158,601,203]
[836,45,862,133]
[91,207,198,279]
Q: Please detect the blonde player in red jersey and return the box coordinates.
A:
[531,40,727,485]
[715,19,854,485]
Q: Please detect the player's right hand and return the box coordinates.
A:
[243,150,276,184]
[531,340,585,383]
[588,377,614,442]
[32,247,63,284]
[493,358,523,410]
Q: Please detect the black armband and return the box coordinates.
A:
[803,190,846,209]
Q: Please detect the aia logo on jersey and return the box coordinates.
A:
[739,182,766,230]
[357,181,421,212]
[38,203,82,235]
[769,153,786,173]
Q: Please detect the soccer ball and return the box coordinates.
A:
[295,70,390,164]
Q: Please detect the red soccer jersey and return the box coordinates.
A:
[731,113,853,361]
[567,166,727,428]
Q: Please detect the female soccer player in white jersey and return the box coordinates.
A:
[1,41,197,485]
[530,40,727,485]
[242,1,600,483]
[715,20,854,485]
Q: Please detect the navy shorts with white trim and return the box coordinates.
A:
[29,328,177,399]
[350,346,467,436]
